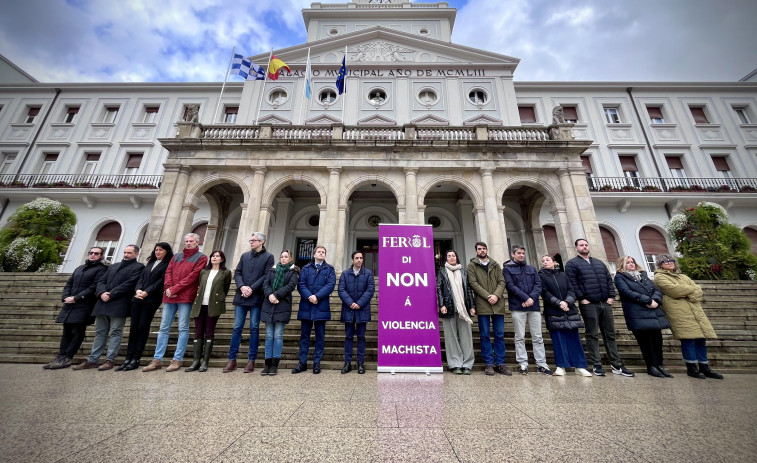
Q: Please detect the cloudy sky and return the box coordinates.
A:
[1,0,755,83]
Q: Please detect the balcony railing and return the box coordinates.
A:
[0,174,162,189]
[589,176,757,193]
[196,124,563,142]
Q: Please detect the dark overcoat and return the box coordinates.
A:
[338,266,375,324]
[261,264,300,324]
[57,259,108,324]
[297,262,336,321]
[92,259,145,318]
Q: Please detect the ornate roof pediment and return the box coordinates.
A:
[463,114,502,126]
[411,114,449,126]
[258,114,291,125]
[305,114,341,125]
[357,114,397,126]
[250,27,519,68]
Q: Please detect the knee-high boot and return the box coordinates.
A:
[199,339,213,372]
[185,339,203,372]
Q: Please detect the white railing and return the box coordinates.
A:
[488,128,550,141]
[343,127,405,140]
[203,126,260,139]
[416,128,474,141]
[271,127,332,140]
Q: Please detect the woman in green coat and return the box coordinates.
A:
[186,250,232,372]
[653,254,723,380]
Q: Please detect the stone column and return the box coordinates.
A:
[231,203,249,265]
[569,168,607,262]
[234,168,267,263]
[141,164,184,263]
[417,205,426,225]
[404,168,419,224]
[173,203,199,246]
[530,227,548,264]
[316,204,327,246]
[458,199,476,263]
[161,165,192,251]
[557,169,586,246]
[550,205,573,258]
[203,224,219,255]
[334,205,347,273]
[474,206,488,248]
[480,169,506,264]
[322,167,341,259]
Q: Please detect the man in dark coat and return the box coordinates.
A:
[503,245,551,375]
[46,247,108,370]
[293,245,336,374]
[224,231,274,373]
[72,245,144,371]
[338,250,375,374]
[564,238,633,377]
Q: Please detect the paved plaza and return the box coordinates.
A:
[1,364,755,462]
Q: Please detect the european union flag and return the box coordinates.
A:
[336,56,346,95]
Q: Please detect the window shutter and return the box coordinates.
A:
[690,107,709,124]
[619,156,638,172]
[543,225,559,256]
[518,106,536,123]
[600,227,620,263]
[67,107,79,114]
[28,107,40,117]
[225,106,238,114]
[86,153,100,162]
[665,156,684,170]
[581,156,593,174]
[639,226,669,254]
[126,154,143,169]
[646,106,663,120]
[44,153,58,162]
[562,105,578,122]
[145,106,159,113]
[711,156,730,172]
[96,222,122,241]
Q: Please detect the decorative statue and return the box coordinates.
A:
[552,105,566,125]
[186,104,199,123]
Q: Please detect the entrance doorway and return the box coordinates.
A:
[355,238,379,274]
[433,239,454,269]
[295,238,316,268]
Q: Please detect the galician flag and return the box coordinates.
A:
[304,52,313,99]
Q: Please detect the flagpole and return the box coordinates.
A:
[255,50,273,125]
[340,46,347,125]
[298,48,311,125]
[213,46,235,124]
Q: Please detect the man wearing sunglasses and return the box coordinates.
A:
[45,247,108,370]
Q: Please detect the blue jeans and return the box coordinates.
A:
[264,322,286,359]
[344,322,367,364]
[153,302,191,361]
[680,338,708,363]
[88,315,126,362]
[298,320,326,365]
[478,314,506,366]
[228,306,261,361]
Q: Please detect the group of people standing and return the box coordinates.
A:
[436,239,724,379]
[47,231,724,380]
[47,232,376,376]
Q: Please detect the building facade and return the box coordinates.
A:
[1,0,756,274]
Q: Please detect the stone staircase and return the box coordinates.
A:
[0,273,755,372]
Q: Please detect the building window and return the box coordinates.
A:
[646,106,665,124]
[518,105,537,124]
[94,221,122,263]
[25,107,40,124]
[224,106,238,123]
[427,216,441,228]
[268,89,288,107]
[192,222,208,252]
[665,156,686,179]
[142,106,159,123]
[418,89,438,106]
[600,226,620,273]
[711,156,733,181]
[81,153,100,176]
[64,106,80,123]
[733,106,751,124]
[468,89,488,105]
[328,28,339,36]
[39,153,58,175]
[689,106,709,124]
[319,89,337,106]
[0,153,17,176]
[603,106,621,124]
[619,155,639,187]
[562,105,579,123]
[640,226,669,272]
[124,153,143,175]
[102,106,119,123]
[367,89,387,106]
[581,155,594,189]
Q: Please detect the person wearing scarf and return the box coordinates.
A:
[260,250,300,376]
[614,255,672,378]
[436,250,476,374]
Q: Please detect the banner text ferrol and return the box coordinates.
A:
[377,224,442,373]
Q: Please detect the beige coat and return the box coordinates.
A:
[466,257,507,315]
[653,269,717,340]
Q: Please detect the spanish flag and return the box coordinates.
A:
[267,55,290,80]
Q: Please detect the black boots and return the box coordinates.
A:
[647,366,665,378]
[656,365,673,378]
[269,358,279,376]
[199,339,213,372]
[185,339,203,372]
[358,363,365,374]
[261,358,272,376]
[116,357,132,371]
[686,362,705,379]
[341,362,352,374]
[699,363,724,379]
[292,362,307,374]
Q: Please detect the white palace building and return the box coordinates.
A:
[1,0,756,274]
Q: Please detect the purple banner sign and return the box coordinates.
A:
[377,224,442,374]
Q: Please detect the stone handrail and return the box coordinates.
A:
[489,127,550,141]
[343,127,406,140]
